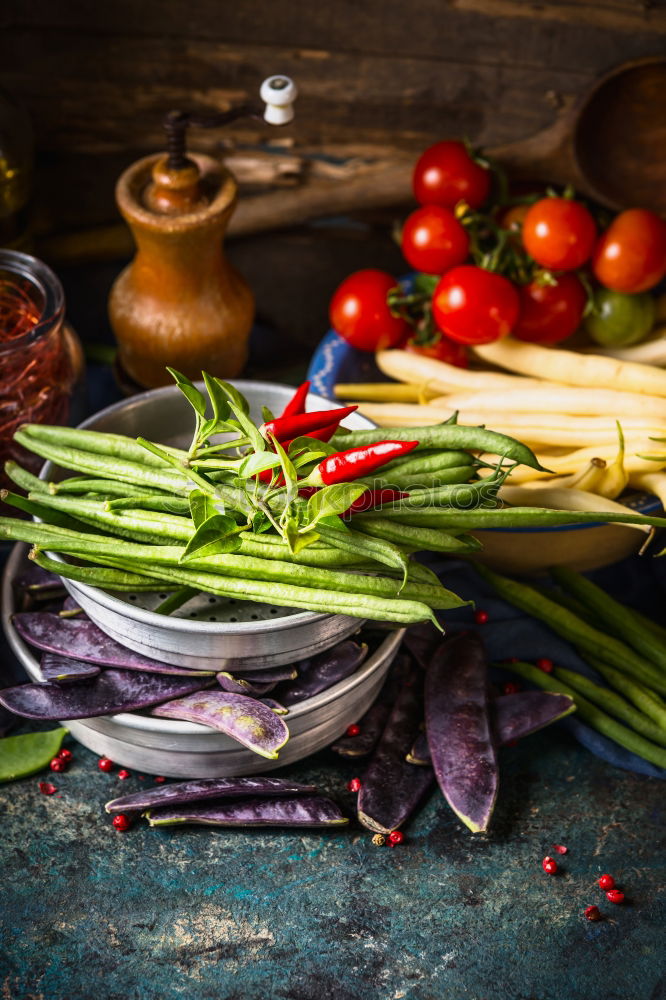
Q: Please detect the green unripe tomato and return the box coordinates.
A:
[584,288,655,347]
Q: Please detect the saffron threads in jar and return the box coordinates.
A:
[0,251,79,490]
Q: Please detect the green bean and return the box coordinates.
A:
[500,661,666,769]
[532,584,595,625]
[380,450,475,476]
[364,466,476,492]
[536,587,666,710]
[553,666,666,747]
[358,506,666,531]
[153,586,198,615]
[550,565,666,673]
[31,551,172,592]
[70,549,441,626]
[107,495,192,515]
[585,656,666,731]
[14,430,191,493]
[4,461,48,494]
[387,476,503,510]
[536,588,666,703]
[237,534,364,567]
[18,423,188,468]
[27,493,193,544]
[352,516,481,554]
[332,424,547,471]
[31,529,461,611]
[477,564,666,694]
[621,606,666,647]
[1,490,89,532]
[316,523,411,581]
[53,478,162,498]
[399,560,442,588]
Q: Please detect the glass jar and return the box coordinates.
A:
[0,249,83,490]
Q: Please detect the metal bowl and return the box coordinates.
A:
[3,543,404,776]
[41,380,377,670]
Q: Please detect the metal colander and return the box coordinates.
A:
[2,543,405,778]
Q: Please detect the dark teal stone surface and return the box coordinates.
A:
[1,724,663,1000]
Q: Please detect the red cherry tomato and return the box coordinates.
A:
[513,273,587,344]
[496,203,530,248]
[413,141,491,211]
[405,333,469,367]
[522,197,597,271]
[432,266,520,345]
[592,209,666,294]
[401,205,469,275]
[329,269,409,352]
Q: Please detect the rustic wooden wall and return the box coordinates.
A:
[1,0,664,354]
[2,0,664,230]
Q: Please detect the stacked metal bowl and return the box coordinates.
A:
[1,383,404,776]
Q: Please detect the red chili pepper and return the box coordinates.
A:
[280,380,311,418]
[261,406,357,444]
[302,421,339,444]
[308,440,419,486]
[258,424,343,485]
[344,487,408,516]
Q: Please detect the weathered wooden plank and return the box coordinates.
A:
[0,31,593,155]
[452,0,666,34]
[3,0,664,60]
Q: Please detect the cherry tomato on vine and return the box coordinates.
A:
[401,205,469,275]
[496,203,530,249]
[405,332,469,367]
[432,266,520,345]
[512,273,587,344]
[583,287,656,347]
[592,209,666,294]
[329,270,409,352]
[522,197,597,271]
[412,141,491,211]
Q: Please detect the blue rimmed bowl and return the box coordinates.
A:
[307,332,663,574]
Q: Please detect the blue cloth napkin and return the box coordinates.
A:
[424,554,666,779]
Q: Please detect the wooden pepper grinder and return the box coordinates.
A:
[108,76,297,389]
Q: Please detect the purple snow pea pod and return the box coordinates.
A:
[58,596,83,618]
[406,728,430,765]
[260,698,289,715]
[105,776,318,813]
[425,633,497,834]
[12,613,214,676]
[216,673,277,697]
[40,652,101,685]
[357,665,434,835]
[230,665,298,683]
[403,622,442,671]
[152,691,289,759]
[492,691,576,744]
[13,564,66,611]
[408,691,576,765]
[278,641,368,706]
[146,796,348,828]
[0,671,213,720]
[330,653,412,757]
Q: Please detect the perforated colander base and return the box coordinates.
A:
[109,589,302,624]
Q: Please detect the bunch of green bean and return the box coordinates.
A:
[478,564,666,769]
[4,410,666,628]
